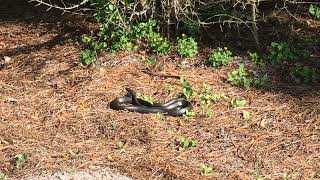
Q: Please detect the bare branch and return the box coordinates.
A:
[28,0,90,11]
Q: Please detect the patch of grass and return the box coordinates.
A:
[177,34,198,58]
[208,47,233,67]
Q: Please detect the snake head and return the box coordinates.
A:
[125,88,141,105]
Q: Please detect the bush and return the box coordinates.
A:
[268,42,296,64]
[177,34,198,58]
[289,65,317,84]
[149,32,171,54]
[227,64,253,89]
[81,49,97,65]
[309,4,320,19]
[208,47,233,67]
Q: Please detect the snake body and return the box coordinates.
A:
[110,88,192,117]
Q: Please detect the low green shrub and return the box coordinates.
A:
[227,64,253,89]
[208,47,233,67]
[177,34,198,58]
[289,64,317,84]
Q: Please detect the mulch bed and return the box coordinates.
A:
[1,2,320,180]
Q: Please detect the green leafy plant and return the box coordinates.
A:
[143,58,157,65]
[200,163,213,176]
[81,35,107,51]
[289,65,316,84]
[227,64,253,89]
[182,20,202,39]
[149,32,171,54]
[68,149,80,159]
[132,20,170,54]
[199,85,226,106]
[309,4,320,19]
[14,153,27,169]
[248,51,266,67]
[131,19,158,40]
[254,74,272,88]
[0,171,6,180]
[283,172,290,180]
[180,77,196,99]
[139,94,154,105]
[256,175,265,180]
[242,110,251,120]
[268,42,296,64]
[201,93,227,105]
[231,98,247,107]
[248,51,259,62]
[208,47,233,67]
[81,49,97,65]
[94,1,132,52]
[116,141,126,153]
[110,30,137,52]
[155,112,167,121]
[82,6,170,63]
[177,34,198,58]
[176,136,198,149]
[201,108,215,118]
[184,110,195,117]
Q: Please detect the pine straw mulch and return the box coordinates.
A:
[1,11,320,180]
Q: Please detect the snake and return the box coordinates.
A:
[110,88,192,117]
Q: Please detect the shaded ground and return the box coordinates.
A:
[1,1,320,180]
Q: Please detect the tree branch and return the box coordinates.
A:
[29,0,90,11]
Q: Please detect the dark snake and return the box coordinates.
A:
[110,88,192,117]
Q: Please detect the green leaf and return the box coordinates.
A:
[231,99,247,107]
[242,110,251,120]
[15,153,27,162]
[0,171,6,180]
[200,163,213,176]
[14,153,28,169]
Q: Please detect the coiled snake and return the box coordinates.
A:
[110,88,192,117]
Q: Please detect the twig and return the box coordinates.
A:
[29,0,90,11]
